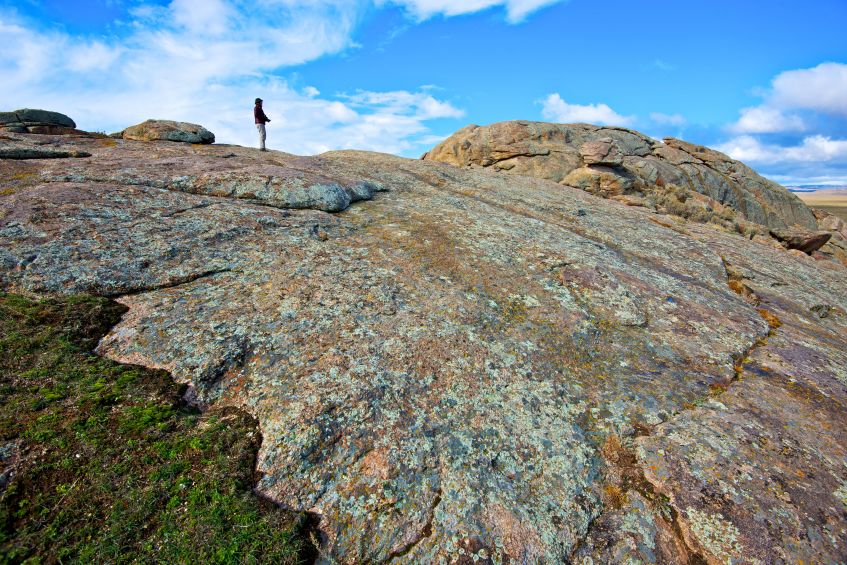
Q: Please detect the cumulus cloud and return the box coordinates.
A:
[540,93,634,127]
[716,134,847,186]
[719,62,847,184]
[728,106,805,134]
[769,62,847,116]
[728,62,847,134]
[717,135,847,164]
[0,2,463,155]
[379,0,566,23]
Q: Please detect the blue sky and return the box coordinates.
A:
[2,0,846,185]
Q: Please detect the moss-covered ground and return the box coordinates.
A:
[0,293,314,564]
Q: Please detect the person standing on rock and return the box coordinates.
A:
[254,98,271,151]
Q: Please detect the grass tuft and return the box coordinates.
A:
[0,293,314,564]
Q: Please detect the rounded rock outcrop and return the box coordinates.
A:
[121,120,215,144]
[0,109,78,134]
[423,120,818,231]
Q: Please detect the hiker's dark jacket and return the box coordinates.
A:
[254,105,269,124]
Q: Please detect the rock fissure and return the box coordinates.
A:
[571,432,707,564]
[160,202,215,217]
[112,267,233,297]
[569,252,786,563]
[385,486,443,563]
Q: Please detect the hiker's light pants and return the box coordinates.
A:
[257,123,266,150]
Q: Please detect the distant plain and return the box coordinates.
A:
[796,189,847,222]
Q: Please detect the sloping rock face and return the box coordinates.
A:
[423,121,818,231]
[120,119,215,144]
[29,135,384,213]
[0,108,79,135]
[812,208,847,265]
[0,133,91,160]
[1,133,846,563]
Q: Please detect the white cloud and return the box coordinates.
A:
[728,62,847,134]
[0,2,463,156]
[720,63,847,185]
[769,174,847,187]
[233,85,462,155]
[540,93,634,127]
[170,0,233,36]
[65,41,123,72]
[716,135,847,165]
[728,106,805,134]
[379,0,566,23]
[344,90,464,120]
[770,62,847,116]
[650,112,686,126]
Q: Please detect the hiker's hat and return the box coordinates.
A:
[255,97,263,104]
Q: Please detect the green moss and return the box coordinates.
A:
[0,293,314,564]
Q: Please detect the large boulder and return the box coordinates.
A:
[423,121,819,231]
[0,109,78,135]
[121,119,215,144]
[770,227,832,253]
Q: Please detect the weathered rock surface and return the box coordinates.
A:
[29,135,384,212]
[1,133,845,563]
[812,208,847,266]
[120,119,216,144]
[0,134,92,160]
[423,121,819,231]
[579,138,624,166]
[770,226,832,253]
[0,108,80,135]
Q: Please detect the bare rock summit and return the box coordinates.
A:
[423,120,819,232]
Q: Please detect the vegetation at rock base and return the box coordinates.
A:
[0,293,313,564]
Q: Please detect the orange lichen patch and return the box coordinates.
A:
[727,279,746,295]
[722,258,759,302]
[359,447,391,480]
[708,382,728,394]
[757,309,782,331]
[726,276,757,301]
[649,217,675,230]
[601,433,626,463]
[603,483,626,509]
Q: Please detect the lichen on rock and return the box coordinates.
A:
[1,131,845,563]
